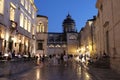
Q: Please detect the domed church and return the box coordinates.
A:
[36,14,79,55]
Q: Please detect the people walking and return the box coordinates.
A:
[63,54,68,66]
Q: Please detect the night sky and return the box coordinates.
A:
[34,0,98,32]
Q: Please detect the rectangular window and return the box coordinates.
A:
[28,20,31,32]
[38,43,43,50]
[32,26,35,35]
[32,9,35,19]
[24,17,28,30]
[28,1,31,13]
[10,5,15,21]
[25,0,28,10]
[37,26,39,32]
[20,13,24,27]
[0,0,4,14]
[41,24,44,32]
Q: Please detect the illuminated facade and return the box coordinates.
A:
[36,14,78,55]
[47,14,78,55]
[0,0,37,56]
[79,18,96,57]
[36,15,48,55]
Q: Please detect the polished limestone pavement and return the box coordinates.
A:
[0,59,95,80]
[0,59,120,80]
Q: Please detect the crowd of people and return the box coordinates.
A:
[0,50,32,61]
[36,53,73,66]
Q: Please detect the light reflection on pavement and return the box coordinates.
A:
[0,60,95,80]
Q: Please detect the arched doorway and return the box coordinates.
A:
[8,36,13,51]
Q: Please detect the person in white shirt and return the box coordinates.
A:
[63,54,68,66]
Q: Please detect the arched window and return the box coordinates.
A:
[41,24,44,32]
[37,23,45,33]
[49,44,54,48]
[55,44,61,47]
[69,35,77,40]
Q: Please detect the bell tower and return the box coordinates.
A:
[62,14,76,33]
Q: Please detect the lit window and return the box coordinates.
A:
[41,24,44,32]
[10,5,15,21]
[56,45,60,47]
[37,25,39,33]
[36,23,45,33]
[28,20,31,32]
[25,0,28,10]
[28,1,31,13]
[32,9,35,19]
[21,0,24,6]
[69,35,77,40]
[62,44,66,47]
[24,17,27,30]
[0,0,4,14]
[20,13,24,27]
[49,44,54,48]
[32,26,35,35]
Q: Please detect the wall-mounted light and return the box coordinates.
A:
[5,32,9,41]
[1,33,4,39]
[11,37,14,40]
[19,40,21,43]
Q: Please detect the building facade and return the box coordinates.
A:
[36,14,79,56]
[47,14,78,56]
[79,18,96,58]
[0,0,37,56]
[63,14,78,55]
[95,0,120,73]
[36,15,48,56]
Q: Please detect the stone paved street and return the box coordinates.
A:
[0,59,120,80]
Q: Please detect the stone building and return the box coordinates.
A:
[0,0,37,56]
[95,0,120,73]
[36,14,78,56]
[79,18,96,58]
[47,14,78,55]
[36,15,48,56]
[63,14,78,55]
